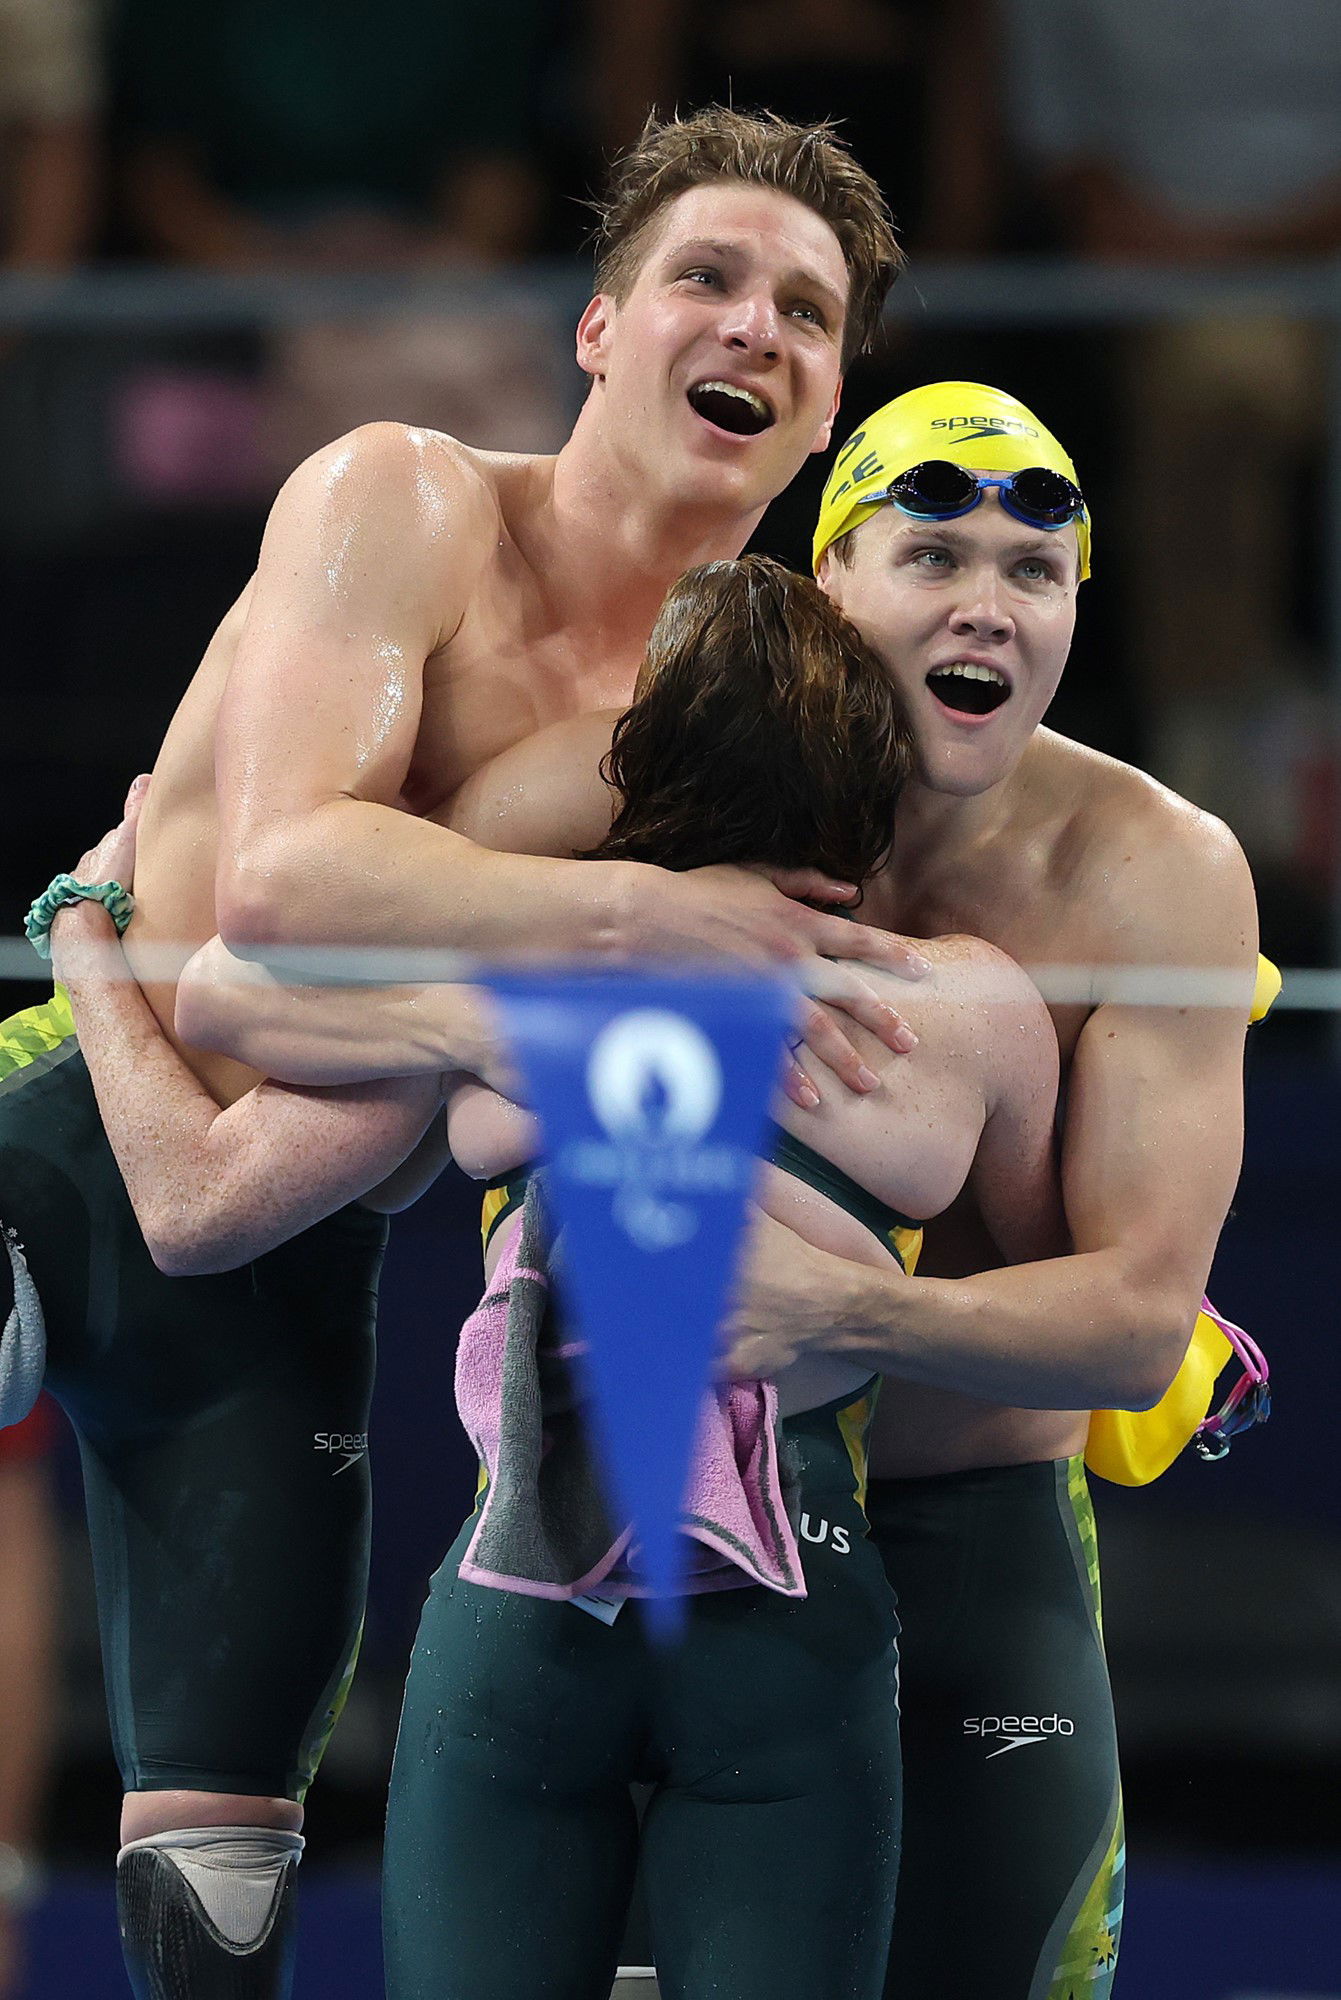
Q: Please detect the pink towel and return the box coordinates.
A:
[455,1188,805,1604]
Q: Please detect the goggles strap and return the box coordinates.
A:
[1194,1296,1271,1460]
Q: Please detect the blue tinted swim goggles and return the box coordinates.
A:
[872,460,1086,534]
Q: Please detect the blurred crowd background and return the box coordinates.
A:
[1,1,1339,1995]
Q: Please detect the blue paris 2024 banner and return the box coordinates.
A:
[487,970,796,1638]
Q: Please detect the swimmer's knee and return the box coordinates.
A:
[120,1791,304,1844]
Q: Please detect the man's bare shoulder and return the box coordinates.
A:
[282,421,503,526]
[276,422,560,565]
[250,424,556,660]
[1031,730,1256,957]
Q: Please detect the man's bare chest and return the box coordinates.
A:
[403,617,642,817]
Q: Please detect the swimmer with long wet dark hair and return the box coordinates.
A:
[49,553,1064,2000]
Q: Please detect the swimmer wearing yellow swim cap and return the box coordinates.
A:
[724,376,1267,2000]
[813,380,1091,580]
[814,381,1087,799]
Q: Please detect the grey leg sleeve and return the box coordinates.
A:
[115,1828,303,2000]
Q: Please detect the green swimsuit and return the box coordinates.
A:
[870,1458,1123,1999]
[0,994,386,1800]
[383,1134,914,2000]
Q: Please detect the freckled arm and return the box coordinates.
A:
[175,935,520,1088]
[794,997,1247,1409]
[54,901,446,1272]
[727,834,1259,1409]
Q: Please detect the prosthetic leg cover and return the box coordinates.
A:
[116,1827,304,2000]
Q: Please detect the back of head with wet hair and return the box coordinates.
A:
[592,106,904,369]
[583,554,911,890]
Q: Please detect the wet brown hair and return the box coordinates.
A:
[583,555,911,889]
[592,106,903,369]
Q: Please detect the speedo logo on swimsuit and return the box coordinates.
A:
[963,1714,1074,1757]
[314,1431,368,1475]
[931,416,1040,440]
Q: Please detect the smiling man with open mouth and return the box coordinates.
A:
[816,382,1089,795]
[719,378,1263,2000]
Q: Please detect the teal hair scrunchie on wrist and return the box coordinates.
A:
[24,875,135,961]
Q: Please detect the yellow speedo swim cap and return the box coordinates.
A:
[813,381,1091,581]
